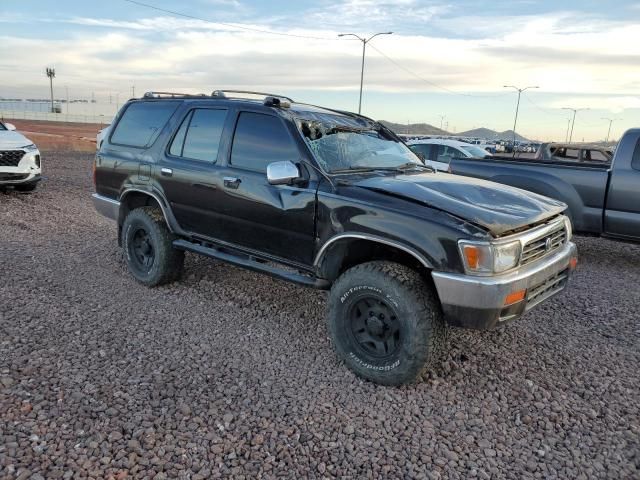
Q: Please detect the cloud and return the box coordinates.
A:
[1,6,639,116]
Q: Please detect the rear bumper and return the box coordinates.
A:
[432,242,577,330]
[92,193,120,221]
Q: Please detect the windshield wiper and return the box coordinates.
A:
[330,162,434,174]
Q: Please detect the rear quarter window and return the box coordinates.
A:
[632,139,640,171]
[110,102,179,148]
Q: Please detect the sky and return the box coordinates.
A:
[1,0,639,141]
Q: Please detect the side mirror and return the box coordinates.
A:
[5,122,16,131]
[267,160,301,185]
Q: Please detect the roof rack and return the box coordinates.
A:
[143,91,208,98]
[211,90,294,103]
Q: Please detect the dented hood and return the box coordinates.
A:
[352,172,567,235]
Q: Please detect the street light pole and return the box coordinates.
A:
[438,115,446,131]
[46,67,56,113]
[601,117,622,143]
[503,85,538,152]
[562,107,589,143]
[338,32,393,114]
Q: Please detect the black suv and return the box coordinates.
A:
[93,90,578,385]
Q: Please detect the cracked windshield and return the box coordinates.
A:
[296,114,421,173]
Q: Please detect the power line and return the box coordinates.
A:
[368,44,508,98]
[123,0,337,40]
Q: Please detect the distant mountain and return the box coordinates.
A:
[379,120,449,136]
[379,122,531,142]
[458,128,530,143]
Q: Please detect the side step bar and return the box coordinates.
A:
[173,239,330,290]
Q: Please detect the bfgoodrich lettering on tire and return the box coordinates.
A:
[328,261,446,386]
[121,206,184,287]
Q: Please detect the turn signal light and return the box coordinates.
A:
[569,257,578,270]
[462,245,480,269]
[504,289,526,306]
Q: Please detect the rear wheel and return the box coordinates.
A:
[328,261,447,386]
[121,207,184,286]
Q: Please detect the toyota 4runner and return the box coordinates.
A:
[92,90,578,385]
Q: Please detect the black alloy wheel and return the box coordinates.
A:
[130,227,155,273]
[349,297,401,358]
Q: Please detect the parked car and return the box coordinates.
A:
[407,139,491,171]
[93,90,578,385]
[450,130,640,241]
[0,120,41,191]
[535,143,613,163]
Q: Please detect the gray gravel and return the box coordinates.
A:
[1,151,639,479]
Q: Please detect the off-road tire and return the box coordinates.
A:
[121,206,184,286]
[328,261,447,386]
[15,183,37,192]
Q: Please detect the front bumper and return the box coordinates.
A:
[0,150,41,185]
[432,241,577,330]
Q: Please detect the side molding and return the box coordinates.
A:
[313,233,433,269]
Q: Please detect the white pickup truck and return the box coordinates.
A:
[0,121,41,191]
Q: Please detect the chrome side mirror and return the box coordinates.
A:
[267,161,301,185]
[5,122,16,131]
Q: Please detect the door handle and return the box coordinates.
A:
[161,167,173,177]
[223,176,241,189]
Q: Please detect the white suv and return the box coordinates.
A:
[0,121,41,191]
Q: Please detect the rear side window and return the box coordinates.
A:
[434,145,463,164]
[169,109,227,162]
[110,102,178,148]
[230,112,298,172]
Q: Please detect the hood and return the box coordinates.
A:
[351,172,567,236]
[0,130,35,150]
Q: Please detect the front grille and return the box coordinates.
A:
[520,223,567,266]
[0,150,25,167]
[0,172,29,181]
[527,268,569,307]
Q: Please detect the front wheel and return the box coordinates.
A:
[121,207,184,286]
[328,261,447,386]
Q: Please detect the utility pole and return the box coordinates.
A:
[132,85,135,98]
[46,67,56,113]
[601,117,622,143]
[438,115,446,131]
[504,85,539,154]
[65,85,69,115]
[338,32,393,114]
[562,107,589,143]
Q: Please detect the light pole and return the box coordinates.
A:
[65,85,69,115]
[504,85,538,151]
[438,114,446,131]
[46,67,56,113]
[338,32,393,114]
[601,117,622,143]
[562,107,589,143]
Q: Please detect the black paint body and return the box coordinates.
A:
[95,97,568,284]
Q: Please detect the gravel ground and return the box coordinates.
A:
[1,151,639,479]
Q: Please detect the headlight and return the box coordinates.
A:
[22,144,38,152]
[459,240,521,275]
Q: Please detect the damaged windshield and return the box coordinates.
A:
[295,113,423,174]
